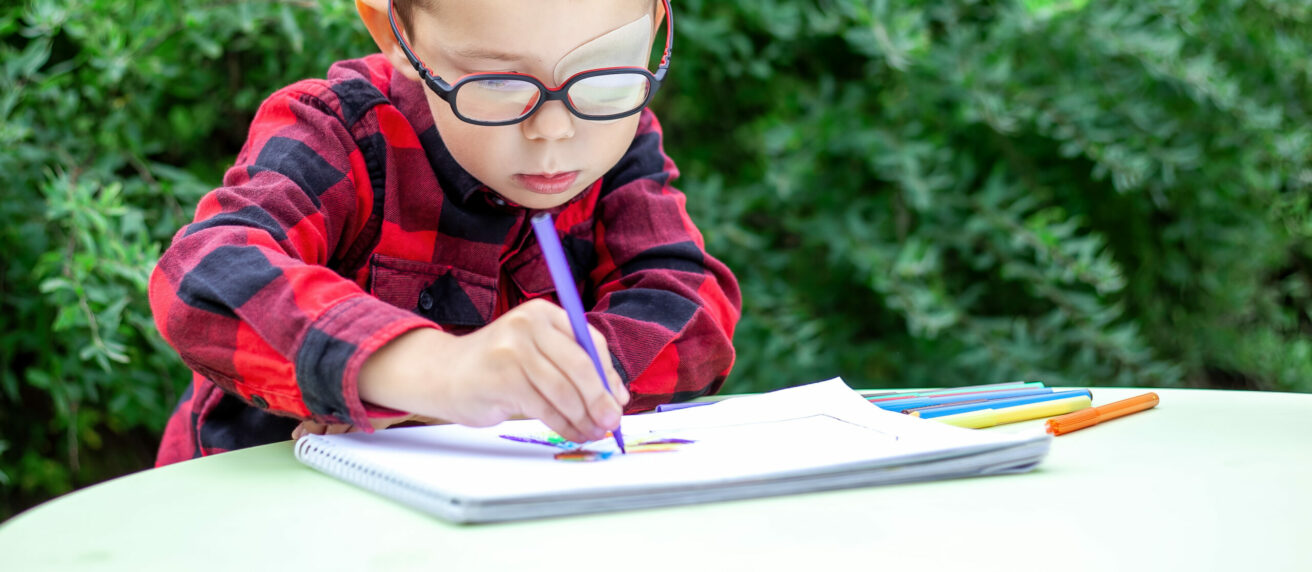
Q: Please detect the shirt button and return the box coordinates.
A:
[492,196,506,206]
[418,290,434,311]
[251,394,269,409]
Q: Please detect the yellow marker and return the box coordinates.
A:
[932,395,1092,429]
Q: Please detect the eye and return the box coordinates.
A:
[472,77,534,92]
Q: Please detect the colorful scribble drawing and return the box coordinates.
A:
[553,450,615,462]
[498,433,585,449]
[623,438,694,453]
[499,432,696,462]
[498,413,893,462]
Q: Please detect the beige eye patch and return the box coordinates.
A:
[553,14,653,85]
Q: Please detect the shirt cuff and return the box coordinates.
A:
[294,295,436,430]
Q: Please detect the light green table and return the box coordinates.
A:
[2,388,1310,571]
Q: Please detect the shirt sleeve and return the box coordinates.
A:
[148,83,434,429]
[586,111,743,412]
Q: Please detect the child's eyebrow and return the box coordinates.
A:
[449,46,525,62]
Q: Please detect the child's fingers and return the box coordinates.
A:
[292,420,328,440]
[368,414,412,431]
[587,326,629,407]
[532,304,623,433]
[516,312,595,419]
[292,420,357,437]
[489,302,593,437]
[410,414,450,425]
[519,359,595,440]
[524,324,610,440]
[521,383,593,444]
[536,326,622,436]
[611,366,630,407]
[539,411,593,445]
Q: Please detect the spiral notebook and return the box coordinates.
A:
[294,379,1051,523]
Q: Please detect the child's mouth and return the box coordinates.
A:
[514,171,580,194]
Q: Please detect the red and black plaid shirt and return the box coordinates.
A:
[149,54,740,466]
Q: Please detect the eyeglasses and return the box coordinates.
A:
[388,0,674,127]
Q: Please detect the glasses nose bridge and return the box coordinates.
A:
[528,79,577,119]
[538,80,572,102]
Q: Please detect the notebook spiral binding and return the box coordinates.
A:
[294,436,466,520]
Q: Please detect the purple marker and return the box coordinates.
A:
[654,401,716,412]
[530,213,627,454]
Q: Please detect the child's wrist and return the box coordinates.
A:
[357,326,451,412]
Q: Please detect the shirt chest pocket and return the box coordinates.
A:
[368,254,497,333]
[500,238,597,308]
[502,243,555,304]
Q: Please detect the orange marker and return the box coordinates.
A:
[1045,392,1159,435]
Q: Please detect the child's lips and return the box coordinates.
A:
[514,171,580,194]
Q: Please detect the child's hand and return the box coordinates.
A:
[290,413,447,440]
[357,299,629,444]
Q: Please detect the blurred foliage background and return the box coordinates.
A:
[1,0,1309,519]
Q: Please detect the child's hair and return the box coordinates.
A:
[391,0,425,34]
[392,0,658,36]
[388,0,425,35]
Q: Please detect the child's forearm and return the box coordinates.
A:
[357,327,454,413]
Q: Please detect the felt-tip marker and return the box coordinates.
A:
[530,213,626,453]
[913,390,1094,419]
[1045,392,1159,435]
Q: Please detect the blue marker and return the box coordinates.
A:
[875,388,1057,412]
[914,390,1094,419]
[530,213,626,454]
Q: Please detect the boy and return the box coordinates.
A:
[148,0,740,465]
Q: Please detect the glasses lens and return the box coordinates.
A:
[454,77,542,123]
[568,72,651,118]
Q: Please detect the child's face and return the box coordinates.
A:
[406,0,657,209]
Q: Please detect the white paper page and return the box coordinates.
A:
[623,379,1034,447]
[303,379,1043,502]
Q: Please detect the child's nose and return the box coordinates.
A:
[521,100,575,141]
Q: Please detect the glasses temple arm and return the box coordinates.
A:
[659,0,674,69]
[387,1,453,93]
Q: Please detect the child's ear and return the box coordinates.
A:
[653,0,667,41]
[356,0,421,82]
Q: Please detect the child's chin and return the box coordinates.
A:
[500,188,588,210]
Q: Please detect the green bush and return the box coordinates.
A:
[2,0,1308,519]
[0,0,375,518]
[667,0,1311,393]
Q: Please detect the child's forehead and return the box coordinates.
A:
[418,0,653,68]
